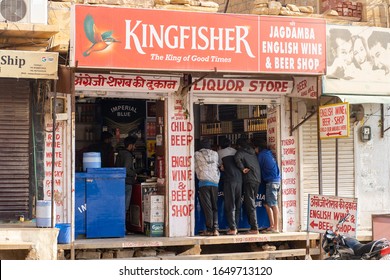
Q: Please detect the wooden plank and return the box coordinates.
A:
[0,23,58,38]
[58,232,322,250]
[157,248,321,260]
[0,242,33,250]
[131,249,321,260]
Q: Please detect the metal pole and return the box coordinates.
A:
[335,138,338,196]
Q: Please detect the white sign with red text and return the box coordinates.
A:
[281,136,299,231]
[289,76,317,99]
[319,102,350,139]
[44,121,66,224]
[75,73,180,93]
[167,94,195,237]
[192,77,293,95]
[307,194,358,237]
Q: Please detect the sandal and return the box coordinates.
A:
[199,230,214,236]
[260,228,279,234]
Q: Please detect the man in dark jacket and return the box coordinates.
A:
[234,137,261,234]
[115,135,137,233]
[218,137,242,235]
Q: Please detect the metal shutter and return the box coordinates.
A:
[0,79,30,220]
[300,115,355,230]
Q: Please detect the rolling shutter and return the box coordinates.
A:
[300,115,355,230]
[0,79,30,220]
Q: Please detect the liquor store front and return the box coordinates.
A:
[70,5,326,237]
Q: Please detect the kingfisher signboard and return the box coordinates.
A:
[70,5,326,74]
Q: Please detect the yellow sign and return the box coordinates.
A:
[0,50,58,79]
[319,102,350,139]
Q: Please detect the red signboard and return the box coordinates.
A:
[71,5,326,74]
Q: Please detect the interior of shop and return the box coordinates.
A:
[195,103,268,149]
[75,97,158,178]
[75,99,269,173]
[74,97,271,236]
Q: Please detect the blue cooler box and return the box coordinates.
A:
[75,168,126,238]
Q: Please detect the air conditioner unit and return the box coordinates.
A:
[0,0,47,24]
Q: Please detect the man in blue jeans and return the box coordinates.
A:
[256,140,281,233]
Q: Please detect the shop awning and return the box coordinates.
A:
[324,94,390,104]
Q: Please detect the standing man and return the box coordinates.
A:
[367,30,390,75]
[256,141,281,234]
[115,135,138,234]
[234,138,261,235]
[195,138,220,236]
[88,131,115,167]
[218,137,242,235]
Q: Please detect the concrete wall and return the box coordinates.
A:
[354,104,390,230]
[0,228,59,260]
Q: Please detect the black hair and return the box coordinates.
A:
[367,30,390,49]
[200,138,211,149]
[220,137,231,149]
[124,135,137,148]
[236,137,250,148]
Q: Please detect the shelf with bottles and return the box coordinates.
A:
[75,101,102,124]
[244,118,267,132]
[75,123,102,142]
[201,118,250,135]
[145,118,157,139]
[201,132,266,148]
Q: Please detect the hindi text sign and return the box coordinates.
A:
[307,194,358,237]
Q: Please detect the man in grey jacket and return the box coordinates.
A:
[195,138,220,236]
[234,137,261,235]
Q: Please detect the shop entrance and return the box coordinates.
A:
[74,95,166,237]
[75,97,161,178]
[193,102,275,234]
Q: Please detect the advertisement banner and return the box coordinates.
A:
[0,50,58,79]
[71,5,326,75]
[324,25,390,95]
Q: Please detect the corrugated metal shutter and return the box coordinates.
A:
[0,79,30,220]
[300,115,355,230]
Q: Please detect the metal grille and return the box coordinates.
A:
[0,79,30,220]
[300,115,355,230]
[0,0,27,22]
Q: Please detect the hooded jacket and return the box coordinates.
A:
[195,148,220,186]
[257,149,281,183]
[115,149,137,185]
[234,145,261,184]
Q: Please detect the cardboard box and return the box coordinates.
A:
[143,209,164,222]
[144,222,164,237]
[144,195,164,210]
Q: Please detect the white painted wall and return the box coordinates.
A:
[354,104,390,230]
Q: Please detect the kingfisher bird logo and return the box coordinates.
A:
[83,15,120,57]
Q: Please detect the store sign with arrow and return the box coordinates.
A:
[307,194,358,237]
[319,102,350,139]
